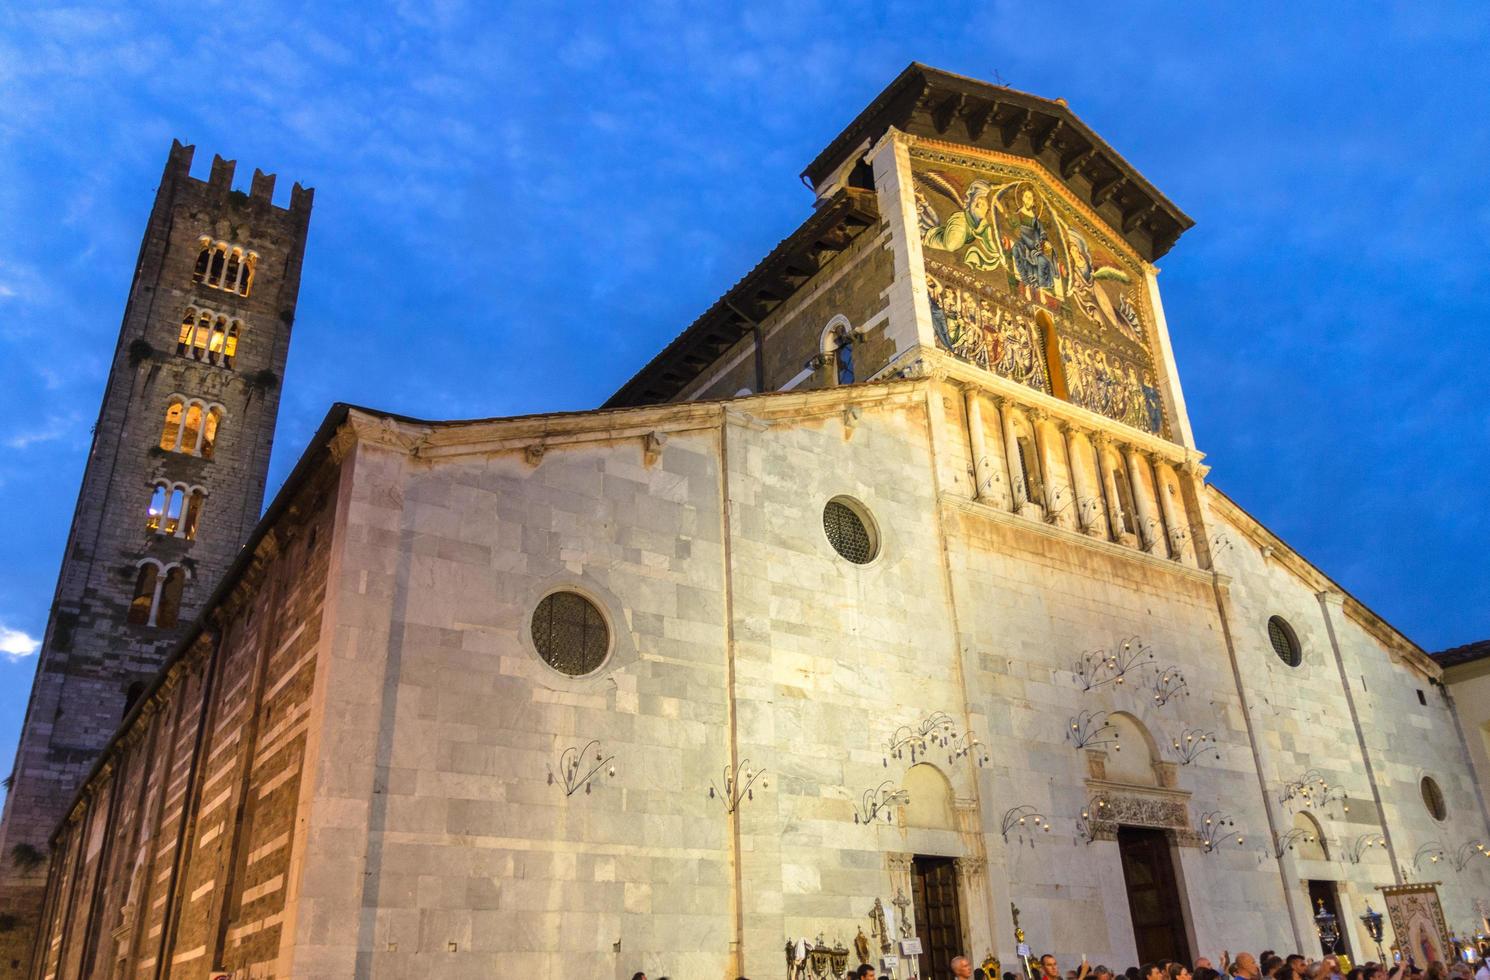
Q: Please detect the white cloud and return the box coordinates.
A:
[0,625,40,660]
[4,412,81,450]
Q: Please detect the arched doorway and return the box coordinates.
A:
[901,764,965,978]
[1104,713,1193,965]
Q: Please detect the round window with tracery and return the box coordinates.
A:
[823,497,878,564]
[1421,776,1447,822]
[1267,616,1301,667]
[531,591,610,676]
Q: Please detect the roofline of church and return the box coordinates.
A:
[1204,485,1439,679]
[802,62,1194,261]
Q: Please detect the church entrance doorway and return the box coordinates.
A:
[912,855,965,978]
[1307,880,1351,958]
[1117,827,1191,965]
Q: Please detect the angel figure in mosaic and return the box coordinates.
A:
[917,172,1006,271]
[1064,228,1141,342]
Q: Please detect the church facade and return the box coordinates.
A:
[24,65,1490,980]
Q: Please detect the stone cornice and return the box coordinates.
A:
[945,493,1213,586]
[337,381,929,463]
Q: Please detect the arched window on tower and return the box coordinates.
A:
[145,484,167,534]
[207,246,226,288]
[159,398,226,456]
[182,488,205,540]
[127,562,159,625]
[201,406,222,458]
[146,482,206,539]
[193,240,211,281]
[156,566,186,628]
[223,250,241,290]
[221,321,239,368]
[177,308,241,369]
[181,403,204,453]
[160,399,185,451]
[193,238,257,296]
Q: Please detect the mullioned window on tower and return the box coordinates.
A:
[126,559,187,628]
[177,308,241,368]
[192,238,256,296]
[145,481,206,540]
[158,397,224,458]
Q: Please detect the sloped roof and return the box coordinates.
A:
[1431,639,1490,669]
[803,62,1193,261]
[603,187,879,408]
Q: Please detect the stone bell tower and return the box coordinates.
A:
[0,141,312,972]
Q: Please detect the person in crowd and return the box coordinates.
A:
[631,973,646,980]
[952,956,975,978]
[1474,956,1490,980]
[1140,963,1164,980]
[1092,964,1114,980]
[1196,967,1221,980]
[855,965,877,979]
[1041,952,1092,980]
[1230,953,1262,980]
[1167,962,1193,980]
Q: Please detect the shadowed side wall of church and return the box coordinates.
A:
[681,224,898,401]
[32,459,339,980]
[1207,493,1490,953]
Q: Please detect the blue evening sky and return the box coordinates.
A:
[0,3,1487,783]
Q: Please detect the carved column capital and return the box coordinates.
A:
[953,855,987,883]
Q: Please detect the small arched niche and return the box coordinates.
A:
[1291,811,1329,861]
[1102,712,1160,787]
[902,763,956,831]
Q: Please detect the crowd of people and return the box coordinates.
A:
[631,947,1490,980]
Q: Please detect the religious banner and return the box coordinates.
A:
[1380,883,1452,965]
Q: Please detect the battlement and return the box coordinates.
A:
[164,138,314,215]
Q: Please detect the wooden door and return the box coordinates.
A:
[913,856,965,978]
[1117,827,1191,965]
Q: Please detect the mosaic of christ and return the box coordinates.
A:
[916,171,1146,347]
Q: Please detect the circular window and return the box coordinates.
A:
[1421,776,1447,821]
[823,497,878,564]
[531,591,610,676]
[1267,616,1301,667]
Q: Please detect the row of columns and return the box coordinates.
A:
[960,386,1206,568]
